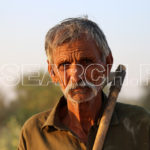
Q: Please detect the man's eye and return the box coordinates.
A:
[80,59,93,65]
[58,62,70,69]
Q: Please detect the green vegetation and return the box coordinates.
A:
[0,71,62,150]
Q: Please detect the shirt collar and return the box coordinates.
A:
[42,96,67,131]
[42,91,119,131]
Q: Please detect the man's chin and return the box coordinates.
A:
[65,92,97,104]
[70,94,88,102]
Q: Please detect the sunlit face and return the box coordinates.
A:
[50,36,107,103]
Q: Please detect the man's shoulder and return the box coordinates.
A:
[22,109,51,131]
[116,102,150,125]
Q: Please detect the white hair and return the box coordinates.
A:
[45,17,111,63]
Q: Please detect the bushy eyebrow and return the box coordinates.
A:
[56,59,71,69]
[79,56,95,62]
[58,56,94,64]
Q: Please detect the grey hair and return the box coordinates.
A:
[45,17,111,63]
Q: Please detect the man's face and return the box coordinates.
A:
[49,36,107,103]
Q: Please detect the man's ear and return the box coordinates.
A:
[47,60,58,83]
[105,52,113,76]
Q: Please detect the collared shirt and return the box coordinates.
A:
[18,93,150,150]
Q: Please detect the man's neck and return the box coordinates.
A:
[63,91,102,142]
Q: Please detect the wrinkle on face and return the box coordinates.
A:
[51,35,106,103]
[53,38,103,68]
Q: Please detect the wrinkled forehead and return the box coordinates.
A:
[52,37,102,64]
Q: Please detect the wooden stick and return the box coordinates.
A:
[92,65,126,150]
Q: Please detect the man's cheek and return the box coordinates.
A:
[55,70,67,88]
[85,65,106,86]
[59,74,68,88]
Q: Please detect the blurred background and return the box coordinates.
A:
[0,0,150,149]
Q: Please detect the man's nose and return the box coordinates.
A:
[70,64,84,83]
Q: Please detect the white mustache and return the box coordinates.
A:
[64,80,98,98]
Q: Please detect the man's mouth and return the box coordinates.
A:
[70,86,90,94]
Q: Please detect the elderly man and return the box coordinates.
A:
[18,18,150,150]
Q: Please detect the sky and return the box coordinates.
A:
[0,0,150,101]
